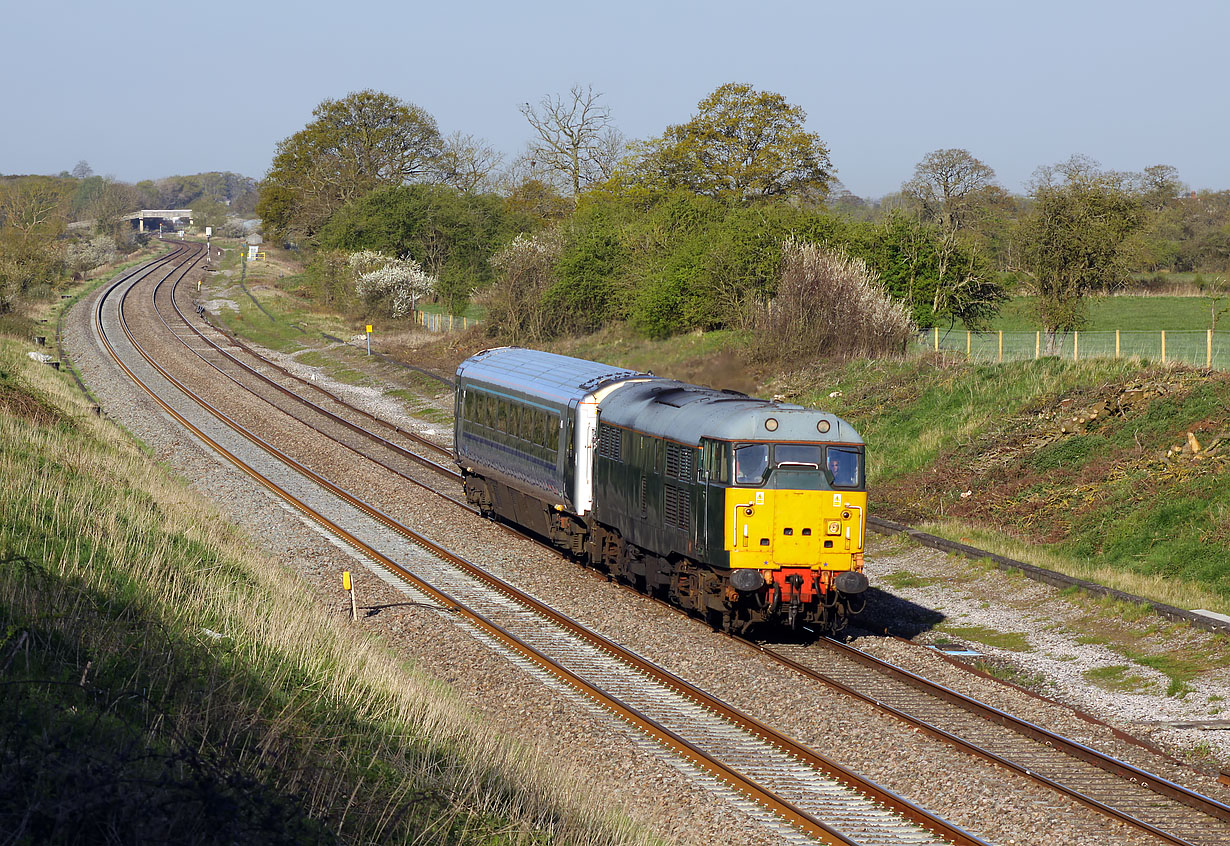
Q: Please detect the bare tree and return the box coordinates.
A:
[519,85,621,196]
[435,131,503,193]
[902,148,997,231]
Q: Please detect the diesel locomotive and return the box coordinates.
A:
[454,347,868,632]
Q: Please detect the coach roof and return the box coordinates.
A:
[598,380,862,446]
[457,347,649,405]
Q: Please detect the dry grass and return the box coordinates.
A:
[0,338,652,845]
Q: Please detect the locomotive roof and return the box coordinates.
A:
[456,347,648,404]
[600,379,862,446]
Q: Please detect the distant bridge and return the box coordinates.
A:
[123,209,193,232]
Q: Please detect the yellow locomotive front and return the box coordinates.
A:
[703,418,868,630]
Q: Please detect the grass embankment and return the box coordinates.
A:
[0,322,647,842]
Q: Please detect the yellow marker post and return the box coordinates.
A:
[342,570,357,620]
[365,324,373,356]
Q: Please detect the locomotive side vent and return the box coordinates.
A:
[663,486,691,531]
[665,443,694,481]
[598,423,622,461]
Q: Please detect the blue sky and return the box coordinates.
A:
[3,0,1226,198]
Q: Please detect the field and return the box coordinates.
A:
[965,294,1230,332]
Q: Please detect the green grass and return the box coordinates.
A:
[934,624,1031,651]
[962,295,1228,332]
[1083,665,1155,694]
[210,290,308,353]
[969,659,1050,689]
[880,571,939,589]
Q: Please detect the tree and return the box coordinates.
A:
[435,132,503,193]
[1135,164,1185,212]
[257,90,442,240]
[71,160,93,180]
[315,183,533,315]
[853,212,1005,330]
[0,177,69,311]
[90,177,139,243]
[1020,157,1145,349]
[902,148,997,231]
[519,85,622,197]
[628,83,834,202]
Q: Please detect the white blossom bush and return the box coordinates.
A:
[65,236,118,278]
[483,231,564,343]
[348,250,436,318]
[756,238,915,360]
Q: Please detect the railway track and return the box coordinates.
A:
[94,246,986,845]
[758,638,1230,846]
[123,245,1230,846]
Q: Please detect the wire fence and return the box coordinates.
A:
[413,310,480,333]
[923,328,1230,369]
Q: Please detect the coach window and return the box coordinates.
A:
[734,443,769,486]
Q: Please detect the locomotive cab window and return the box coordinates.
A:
[734,444,769,486]
[775,444,822,469]
[826,446,863,489]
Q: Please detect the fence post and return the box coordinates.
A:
[1162,330,1167,364]
[966,331,971,358]
[1035,331,1040,359]
[998,330,1003,363]
[1116,329,1120,359]
[934,326,939,352]
[1208,329,1213,368]
[1074,331,1079,361]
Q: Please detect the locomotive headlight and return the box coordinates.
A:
[817,420,831,434]
[842,511,851,520]
[827,520,841,535]
[765,417,778,431]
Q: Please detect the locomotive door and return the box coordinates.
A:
[699,439,729,556]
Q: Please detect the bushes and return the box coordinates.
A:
[484,231,564,344]
[754,238,915,360]
[315,184,534,315]
[482,191,1000,347]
